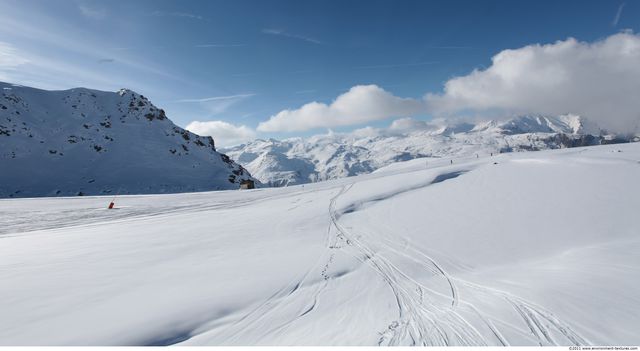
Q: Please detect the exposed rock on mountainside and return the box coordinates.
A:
[0,82,256,198]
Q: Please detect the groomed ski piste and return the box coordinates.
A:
[1,142,639,346]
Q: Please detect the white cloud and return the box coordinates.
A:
[150,11,203,20]
[261,28,322,45]
[0,42,29,69]
[175,94,256,103]
[186,121,256,147]
[388,117,432,131]
[0,44,151,91]
[0,41,30,82]
[426,32,640,133]
[0,11,190,93]
[257,85,426,132]
[350,126,382,138]
[313,117,440,139]
[612,3,626,27]
[258,33,640,135]
[176,94,256,115]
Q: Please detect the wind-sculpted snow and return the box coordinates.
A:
[0,82,255,198]
[223,115,636,187]
[0,143,639,345]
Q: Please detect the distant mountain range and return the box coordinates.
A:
[0,82,256,198]
[222,115,637,187]
[2,81,636,197]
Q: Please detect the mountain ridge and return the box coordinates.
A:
[222,114,636,187]
[0,81,256,198]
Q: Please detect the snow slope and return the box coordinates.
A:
[0,142,638,346]
[222,115,634,187]
[0,82,255,198]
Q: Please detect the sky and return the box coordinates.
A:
[0,0,639,146]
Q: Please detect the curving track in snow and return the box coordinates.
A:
[326,175,591,346]
[1,143,639,346]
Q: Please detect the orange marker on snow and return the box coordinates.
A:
[108,188,120,209]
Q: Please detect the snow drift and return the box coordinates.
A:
[0,142,638,345]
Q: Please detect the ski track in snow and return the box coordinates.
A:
[325,177,590,346]
[186,171,590,346]
[175,160,598,346]
[177,186,354,345]
[2,143,638,346]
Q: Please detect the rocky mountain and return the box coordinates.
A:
[0,82,255,198]
[222,115,636,187]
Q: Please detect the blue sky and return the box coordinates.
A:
[0,0,638,145]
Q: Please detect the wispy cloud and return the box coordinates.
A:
[0,14,180,81]
[78,3,106,20]
[612,2,626,27]
[150,11,203,20]
[0,46,139,91]
[0,41,29,69]
[175,94,257,116]
[262,28,322,45]
[175,93,256,103]
[194,44,246,48]
[355,61,438,69]
[0,8,204,96]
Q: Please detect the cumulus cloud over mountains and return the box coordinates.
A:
[258,32,640,134]
[257,85,425,132]
[426,32,640,133]
[186,120,256,147]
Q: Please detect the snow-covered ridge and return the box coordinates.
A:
[0,82,256,198]
[223,114,635,187]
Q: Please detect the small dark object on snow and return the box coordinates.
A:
[239,179,255,190]
[493,162,498,165]
[108,202,115,209]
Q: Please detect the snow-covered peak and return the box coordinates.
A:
[223,114,632,187]
[0,81,256,197]
[496,115,577,135]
